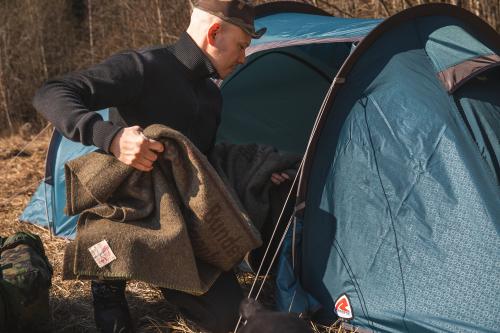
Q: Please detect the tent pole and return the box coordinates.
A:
[43,128,56,240]
[234,158,304,332]
[43,177,53,241]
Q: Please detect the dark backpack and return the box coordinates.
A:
[0,231,53,332]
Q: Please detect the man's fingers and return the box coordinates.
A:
[147,139,164,153]
[131,159,153,172]
[141,148,158,163]
[275,174,286,182]
[110,126,162,172]
[271,173,284,184]
[271,172,292,185]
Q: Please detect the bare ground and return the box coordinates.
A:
[0,130,345,333]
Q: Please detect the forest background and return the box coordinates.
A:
[0,0,498,136]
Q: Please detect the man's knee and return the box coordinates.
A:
[161,271,243,333]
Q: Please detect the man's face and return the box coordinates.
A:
[210,23,251,79]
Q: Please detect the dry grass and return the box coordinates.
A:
[0,130,348,333]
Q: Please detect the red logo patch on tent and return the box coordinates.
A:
[334,294,353,319]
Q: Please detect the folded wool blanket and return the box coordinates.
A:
[209,143,301,231]
[62,125,262,295]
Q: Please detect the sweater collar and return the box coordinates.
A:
[169,32,219,79]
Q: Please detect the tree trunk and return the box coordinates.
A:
[0,31,13,134]
[155,0,164,44]
[87,0,94,63]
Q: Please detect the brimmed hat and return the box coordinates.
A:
[195,0,267,39]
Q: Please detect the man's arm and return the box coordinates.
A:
[33,51,163,171]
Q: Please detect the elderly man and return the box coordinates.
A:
[33,1,276,332]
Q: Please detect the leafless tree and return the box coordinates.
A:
[0,0,497,136]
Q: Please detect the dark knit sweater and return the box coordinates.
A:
[33,32,222,154]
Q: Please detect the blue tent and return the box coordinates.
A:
[20,109,109,237]
[216,3,500,332]
[21,2,500,332]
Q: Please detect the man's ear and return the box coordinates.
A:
[207,22,221,46]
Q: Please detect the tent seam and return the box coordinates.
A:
[363,96,410,333]
[333,240,374,329]
[222,49,333,89]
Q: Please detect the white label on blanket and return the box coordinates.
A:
[88,240,117,268]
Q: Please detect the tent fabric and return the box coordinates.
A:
[218,43,347,154]
[248,13,381,54]
[19,182,53,229]
[218,11,380,153]
[287,8,500,333]
[437,54,500,92]
[417,16,500,92]
[274,218,321,314]
[454,68,500,184]
[419,16,497,72]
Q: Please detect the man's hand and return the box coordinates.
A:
[109,126,164,172]
[270,172,290,185]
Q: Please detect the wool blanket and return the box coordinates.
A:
[209,143,300,231]
[62,125,261,295]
